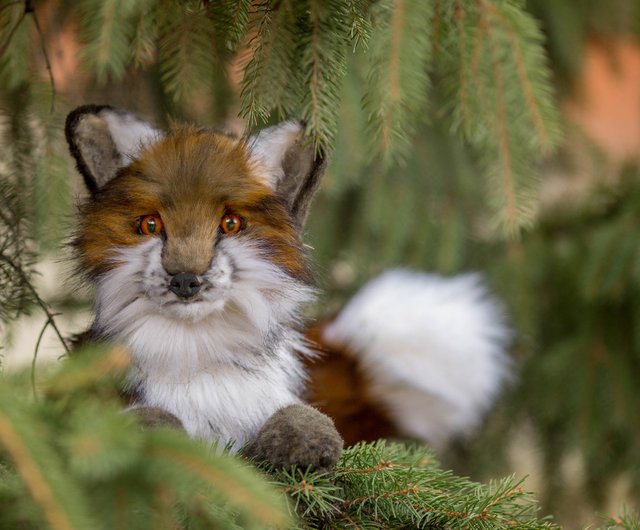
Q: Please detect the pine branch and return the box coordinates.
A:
[130,1,159,67]
[363,0,434,163]
[240,0,300,126]
[157,0,219,102]
[438,0,561,235]
[77,0,138,84]
[27,1,57,112]
[0,180,33,326]
[0,382,97,530]
[1,253,70,354]
[0,0,31,91]
[273,441,560,529]
[295,0,349,153]
[346,0,372,50]
[2,348,635,528]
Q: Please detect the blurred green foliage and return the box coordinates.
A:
[0,0,639,525]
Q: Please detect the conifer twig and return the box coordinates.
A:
[455,1,470,127]
[478,0,550,148]
[0,9,26,58]
[0,1,22,14]
[27,0,57,113]
[0,409,74,530]
[0,253,70,353]
[482,9,518,228]
[31,316,52,399]
[380,0,405,151]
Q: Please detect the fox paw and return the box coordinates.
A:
[244,404,343,472]
[131,406,184,431]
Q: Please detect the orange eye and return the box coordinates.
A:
[220,213,243,235]
[138,214,164,236]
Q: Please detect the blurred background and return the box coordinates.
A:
[0,1,639,527]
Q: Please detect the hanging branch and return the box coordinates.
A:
[26,0,56,113]
[0,0,57,112]
[0,252,70,354]
[0,3,26,57]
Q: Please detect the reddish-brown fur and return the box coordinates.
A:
[74,126,311,282]
[305,322,399,446]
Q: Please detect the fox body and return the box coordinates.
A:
[67,105,511,466]
[66,105,341,468]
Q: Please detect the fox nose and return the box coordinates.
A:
[168,272,201,299]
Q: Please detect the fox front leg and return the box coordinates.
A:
[244,404,343,472]
[131,406,184,430]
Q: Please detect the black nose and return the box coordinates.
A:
[168,272,201,299]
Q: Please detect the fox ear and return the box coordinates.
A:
[65,105,162,194]
[248,121,326,224]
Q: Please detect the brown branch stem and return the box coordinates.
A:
[31,316,51,399]
[0,408,74,530]
[0,253,70,353]
[29,3,57,113]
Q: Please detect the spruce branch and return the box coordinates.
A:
[346,0,372,50]
[0,253,70,354]
[26,0,57,113]
[482,6,519,229]
[0,383,97,530]
[296,0,349,153]
[0,409,74,530]
[158,1,219,102]
[439,0,561,234]
[363,0,434,162]
[478,0,551,149]
[0,1,25,57]
[240,0,300,126]
[273,441,560,529]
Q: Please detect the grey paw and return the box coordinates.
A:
[131,406,184,430]
[244,404,343,472]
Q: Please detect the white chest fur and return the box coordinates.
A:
[121,314,305,448]
[92,241,313,449]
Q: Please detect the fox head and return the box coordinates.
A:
[66,105,325,333]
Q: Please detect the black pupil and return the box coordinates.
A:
[147,218,156,233]
[225,217,237,231]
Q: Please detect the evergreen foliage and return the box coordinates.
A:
[0,176,34,331]
[1,350,638,528]
[0,0,560,233]
[0,347,623,529]
[0,347,291,530]
[476,165,640,512]
[1,0,639,526]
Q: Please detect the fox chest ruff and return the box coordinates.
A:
[91,237,313,448]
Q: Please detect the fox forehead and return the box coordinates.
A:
[125,125,273,204]
[76,124,306,278]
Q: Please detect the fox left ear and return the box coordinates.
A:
[65,105,163,194]
[248,121,326,224]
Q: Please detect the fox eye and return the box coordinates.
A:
[220,213,243,235]
[138,214,164,236]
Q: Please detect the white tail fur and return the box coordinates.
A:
[321,269,511,449]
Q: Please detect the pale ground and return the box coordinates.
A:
[1,255,91,371]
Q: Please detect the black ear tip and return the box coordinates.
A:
[64,104,113,141]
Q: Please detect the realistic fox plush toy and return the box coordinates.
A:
[65,105,510,470]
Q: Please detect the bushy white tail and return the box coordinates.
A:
[321,269,511,449]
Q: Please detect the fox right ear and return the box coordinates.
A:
[65,105,162,194]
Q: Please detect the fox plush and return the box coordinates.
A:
[66,104,342,470]
[65,105,510,470]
